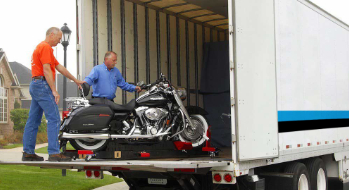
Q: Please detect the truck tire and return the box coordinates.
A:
[284,162,311,190]
[303,158,327,190]
[195,172,213,190]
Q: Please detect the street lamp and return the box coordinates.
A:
[61,23,71,111]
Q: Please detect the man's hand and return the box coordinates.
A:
[74,80,86,89]
[52,91,60,104]
[135,86,142,92]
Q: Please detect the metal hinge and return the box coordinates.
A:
[229,25,234,35]
[231,97,235,106]
[232,134,236,143]
[230,61,234,70]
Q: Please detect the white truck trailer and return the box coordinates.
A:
[2,0,349,189]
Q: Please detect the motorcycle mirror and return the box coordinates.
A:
[137,81,144,86]
[81,83,90,97]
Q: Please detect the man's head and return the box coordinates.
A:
[45,27,62,47]
[104,51,117,69]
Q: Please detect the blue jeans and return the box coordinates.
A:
[23,79,61,155]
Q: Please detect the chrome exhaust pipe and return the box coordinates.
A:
[61,133,110,139]
[61,132,169,139]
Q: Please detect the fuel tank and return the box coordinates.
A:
[136,92,168,106]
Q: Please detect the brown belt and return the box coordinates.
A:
[32,76,45,80]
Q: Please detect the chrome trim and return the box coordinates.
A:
[172,90,195,128]
[168,109,186,139]
[61,132,169,139]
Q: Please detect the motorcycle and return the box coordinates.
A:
[59,74,209,151]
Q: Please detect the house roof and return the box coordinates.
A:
[0,50,19,86]
[9,62,32,85]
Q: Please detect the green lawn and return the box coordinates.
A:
[2,144,23,149]
[0,165,122,190]
[35,143,75,154]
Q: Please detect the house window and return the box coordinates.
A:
[0,76,8,123]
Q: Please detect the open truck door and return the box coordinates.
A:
[232,0,278,161]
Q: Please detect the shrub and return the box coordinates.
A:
[14,100,21,109]
[0,138,8,147]
[36,132,48,144]
[3,131,23,144]
[10,109,47,133]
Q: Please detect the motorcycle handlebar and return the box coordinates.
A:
[139,74,172,90]
[140,80,158,90]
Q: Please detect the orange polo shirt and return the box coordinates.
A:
[31,41,59,80]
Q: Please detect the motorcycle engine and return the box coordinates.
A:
[144,108,167,121]
[135,107,169,135]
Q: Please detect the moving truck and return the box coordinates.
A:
[2,0,349,189]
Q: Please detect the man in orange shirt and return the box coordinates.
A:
[22,27,85,162]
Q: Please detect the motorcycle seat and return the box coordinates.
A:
[89,98,136,112]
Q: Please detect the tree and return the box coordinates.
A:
[10,109,47,132]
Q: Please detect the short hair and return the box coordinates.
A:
[104,51,117,60]
[46,27,60,36]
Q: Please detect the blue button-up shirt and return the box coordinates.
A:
[84,63,136,100]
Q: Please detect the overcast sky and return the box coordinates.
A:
[0,0,77,76]
[0,0,348,79]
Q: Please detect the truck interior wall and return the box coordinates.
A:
[82,0,222,107]
[149,9,157,84]
[179,19,188,106]
[97,0,108,67]
[188,22,196,106]
[159,11,168,84]
[125,1,135,102]
[111,0,122,104]
[80,0,94,86]
[170,15,177,87]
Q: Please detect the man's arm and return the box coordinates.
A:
[84,67,98,86]
[117,75,141,92]
[43,64,60,104]
[56,64,85,89]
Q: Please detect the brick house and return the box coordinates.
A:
[0,49,24,138]
[9,61,32,109]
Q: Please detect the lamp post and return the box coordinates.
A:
[61,23,71,111]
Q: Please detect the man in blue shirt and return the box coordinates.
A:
[84,51,141,101]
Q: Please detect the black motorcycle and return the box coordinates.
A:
[59,74,209,151]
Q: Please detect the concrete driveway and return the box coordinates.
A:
[0,143,129,190]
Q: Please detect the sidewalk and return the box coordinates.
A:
[0,143,128,190]
[0,143,48,162]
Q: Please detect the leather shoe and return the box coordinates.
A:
[48,153,72,162]
[22,152,44,161]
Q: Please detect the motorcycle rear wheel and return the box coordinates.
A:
[70,139,109,151]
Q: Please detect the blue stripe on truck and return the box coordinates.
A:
[278,111,349,122]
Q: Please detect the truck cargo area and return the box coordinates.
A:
[2,0,349,189]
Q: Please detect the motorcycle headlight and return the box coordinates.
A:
[176,88,187,100]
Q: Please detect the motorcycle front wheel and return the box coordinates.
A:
[178,114,208,147]
[69,139,109,151]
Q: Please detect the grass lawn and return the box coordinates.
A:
[0,165,122,190]
[1,144,23,149]
[35,143,75,154]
